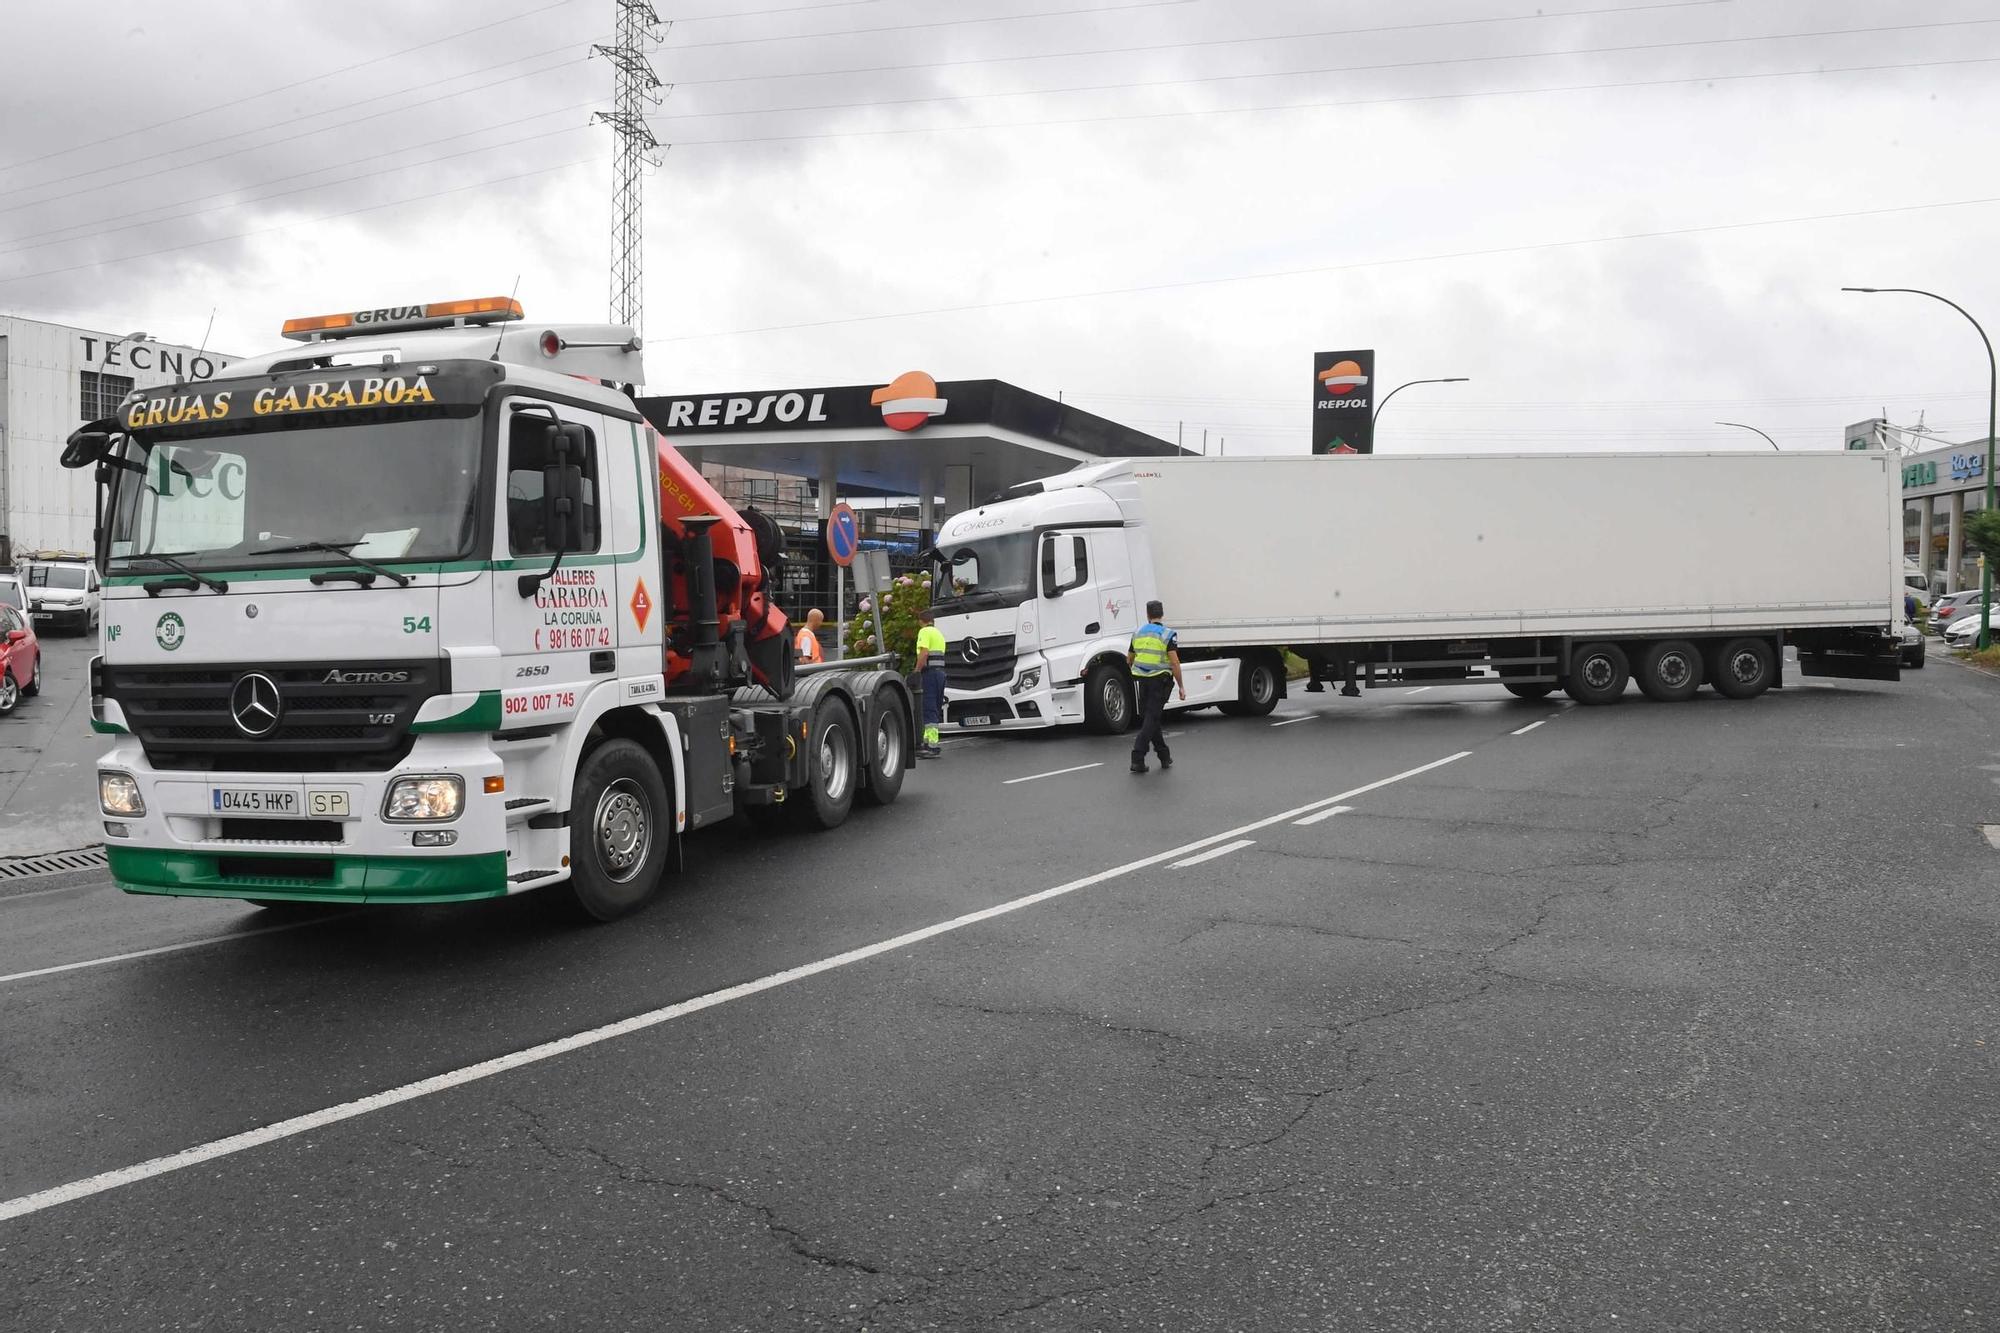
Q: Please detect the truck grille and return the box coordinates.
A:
[943,634,1018,691]
[102,660,447,772]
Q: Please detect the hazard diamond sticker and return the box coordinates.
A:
[630,579,653,635]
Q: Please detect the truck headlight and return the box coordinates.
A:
[383,775,464,822]
[1010,667,1042,696]
[99,771,145,816]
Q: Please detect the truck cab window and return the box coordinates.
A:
[507,414,601,555]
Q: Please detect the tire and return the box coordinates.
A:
[1504,682,1555,700]
[1907,645,1926,670]
[1710,637,1777,700]
[1562,642,1630,706]
[1637,639,1702,703]
[1083,661,1134,733]
[796,695,859,830]
[21,657,39,698]
[564,738,671,922]
[1220,654,1281,717]
[0,670,17,715]
[858,685,908,807]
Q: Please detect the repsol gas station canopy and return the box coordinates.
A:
[636,372,1187,502]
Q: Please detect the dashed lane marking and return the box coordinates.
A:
[0,749,1472,1224]
[1270,714,1316,727]
[1511,720,1547,735]
[1003,762,1104,785]
[1169,838,1255,869]
[1292,804,1354,827]
[0,914,345,986]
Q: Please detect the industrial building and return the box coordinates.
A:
[0,315,234,561]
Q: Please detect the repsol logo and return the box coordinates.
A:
[661,393,829,430]
[1316,398,1369,410]
[322,669,412,684]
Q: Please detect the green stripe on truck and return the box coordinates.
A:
[409,690,503,733]
[107,847,509,903]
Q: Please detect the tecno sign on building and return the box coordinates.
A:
[0,316,235,558]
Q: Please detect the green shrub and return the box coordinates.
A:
[843,571,935,675]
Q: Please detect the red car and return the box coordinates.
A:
[0,604,41,713]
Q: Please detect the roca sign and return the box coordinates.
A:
[76,335,228,382]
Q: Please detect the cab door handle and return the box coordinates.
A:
[1084,621,1101,634]
[590,650,616,674]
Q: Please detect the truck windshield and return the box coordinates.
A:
[932,532,1035,612]
[104,417,480,573]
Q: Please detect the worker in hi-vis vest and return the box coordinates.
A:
[1127,598,1184,774]
[915,608,947,758]
[794,608,825,664]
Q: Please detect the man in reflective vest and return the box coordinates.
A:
[915,608,947,759]
[1128,599,1184,774]
[795,608,826,664]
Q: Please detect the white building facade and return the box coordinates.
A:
[0,316,234,560]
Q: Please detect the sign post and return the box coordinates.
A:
[853,548,892,664]
[1313,349,1377,455]
[825,502,859,660]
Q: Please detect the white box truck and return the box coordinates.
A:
[931,451,1903,731]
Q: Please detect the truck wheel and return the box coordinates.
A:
[1503,682,1555,700]
[1220,654,1281,717]
[1563,642,1629,706]
[797,695,859,830]
[1083,662,1134,733]
[565,739,671,922]
[1710,637,1777,700]
[1638,639,1702,702]
[858,686,907,807]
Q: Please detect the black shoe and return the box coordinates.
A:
[1159,755,1173,770]
[1130,762,1147,774]
[921,745,943,759]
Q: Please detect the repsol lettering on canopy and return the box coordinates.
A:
[660,392,830,431]
[122,375,436,429]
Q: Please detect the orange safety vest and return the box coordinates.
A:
[795,626,824,664]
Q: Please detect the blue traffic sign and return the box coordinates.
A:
[826,503,860,567]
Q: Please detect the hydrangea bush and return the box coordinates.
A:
[843,570,937,675]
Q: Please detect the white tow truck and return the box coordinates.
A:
[63,297,915,919]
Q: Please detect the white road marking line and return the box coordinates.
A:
[1270,714,1316,727]
[0,749,1472,1225]
[1292,804,1354,827]
[1169,838,1255,869]
[1002,762,1104,785]
[1406,686,1433,694]
[0,915,341,986]
[1511,720,1547,735]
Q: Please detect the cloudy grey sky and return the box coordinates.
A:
[2,0,1995,453]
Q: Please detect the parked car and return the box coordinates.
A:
[1900,621,1926,669]
[0,573,24,614]
[1944,607,1992,648]
[0,604,41,713]
[22,557,98,635]
[1929,589,1983,635]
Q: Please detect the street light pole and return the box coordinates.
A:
[1372,377,1470,428]
[1843,287,1998,648]
[1715,421,1781,450]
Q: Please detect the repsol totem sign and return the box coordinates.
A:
[1312,349,1375,455]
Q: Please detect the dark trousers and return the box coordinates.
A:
[1131,674,1173,764]
[920,666,946,741]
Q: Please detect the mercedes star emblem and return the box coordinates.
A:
[962,637,981,661]
[230,672,283,738]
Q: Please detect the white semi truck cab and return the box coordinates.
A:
[63,297,915,919]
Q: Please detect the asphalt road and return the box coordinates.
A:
[1,661,1996,1331]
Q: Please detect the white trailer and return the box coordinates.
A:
[931,451,1903,731]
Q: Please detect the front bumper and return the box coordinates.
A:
[96,734,513,904]
[946,680,1067,731]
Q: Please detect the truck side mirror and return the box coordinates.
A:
[541,461,577,552]
[61,426,113,469]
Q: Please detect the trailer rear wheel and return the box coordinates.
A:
[1710,637,1777,700]
[1084,662,1134,733]
[1563,642,1630,706]
[1220,655,1281,717]
[565,739,670,922]
[1503,682,1555,700]
[1638,639,1702,702]
[797,696,859,829]
[859,686,908,807]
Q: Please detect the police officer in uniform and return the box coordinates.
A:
[915,608,947,759]
[1128,599,1185,773]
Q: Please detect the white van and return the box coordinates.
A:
[23,556,99,635]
